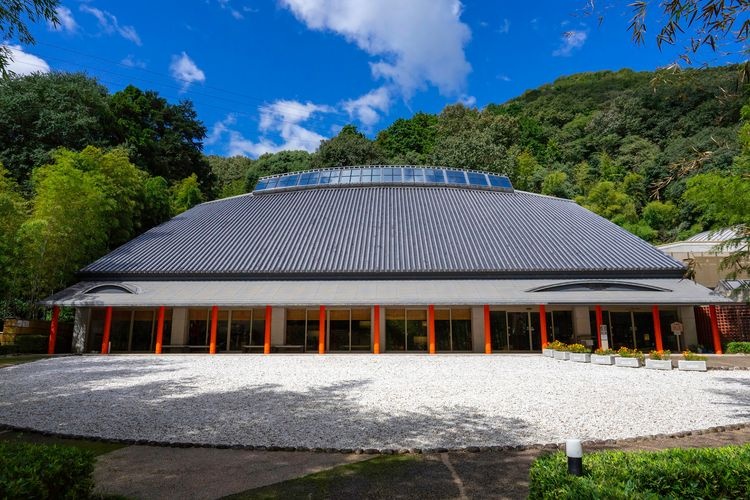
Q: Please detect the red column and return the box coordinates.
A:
[318,305,326,354]
[539,304,548,348]
[484,305,491,354]
[709,305,723,354]
[373,305,381,354]
[209,305,218,354]
[263,306,272,354]
[652,305,664,352]
[595,305,603,350]
[428,305,436,354]
[47,306,60,355]
[155,306,165,354]
[101,306,112,354]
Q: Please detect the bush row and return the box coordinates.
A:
[726,341,750,354]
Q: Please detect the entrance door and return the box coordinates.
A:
[609,312,632,349]
[490,311,508,351]
[507,312,540,351]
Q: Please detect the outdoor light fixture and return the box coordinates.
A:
[566,438,583,476]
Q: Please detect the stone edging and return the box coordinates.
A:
[1,422,749,455]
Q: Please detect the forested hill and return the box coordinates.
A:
[1,64,749,318]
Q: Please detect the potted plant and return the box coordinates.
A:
[567,343,591,363]
[645,350,672,370]
[552,342,570,360]
[614,347,643,368]
[543,340,565,358]
[591,348,616,365]
[678,351,708,372]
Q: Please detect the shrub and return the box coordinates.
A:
[616,346,644,359]
[726,342,750,354]
[567,343,590,353]
[683,350,707,361]
[529,444,750,499]
[546,340,567,351]
[649,350,671,360]
[593,348,614,355]
[13,335,48,354]
[0,441,95,498]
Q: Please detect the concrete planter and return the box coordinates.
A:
[678,360,707,372]
[542,348,556,358]
[614,357,642,368]
[569,352,591,363]
[591,354,615,365]
[645,359,672,370]
[553,351,570,361]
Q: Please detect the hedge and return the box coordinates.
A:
[0,441,95,499]
[529,444,750,499]
[726,342,750,354]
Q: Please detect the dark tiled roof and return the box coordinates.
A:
[80,184,684,279]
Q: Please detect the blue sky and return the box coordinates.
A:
[6,1,745,157]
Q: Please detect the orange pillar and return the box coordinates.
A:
[709,305,723,354]
[539,304,548,348]
[263,306,272,354]
[101,306,112,354]
[318,305,326,354]
[652,305,663,352]
[48,306,60,355]
[373,305,381,354]
[484,305,491,354]
[595,305,603,350]
[155,306,165,354]
[428,305,436,354]
[209,305,218,354]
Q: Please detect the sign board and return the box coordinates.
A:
[671,322,683,335]
[599,324,609,350]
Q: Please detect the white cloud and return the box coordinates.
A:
[49,6,78,33]
[553,30,587,57]
[457,94,476,107]
[169,52,206,91]
[80,5,141,45]
[121,54,146,69]
[342,86,391,127]
[280,0,471,98]
[496,74,511,82]
[497,18,510,34]
[216,0,245,20]
[206,114,236,146]
[3,45,50,75]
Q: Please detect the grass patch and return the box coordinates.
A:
[529,444,750,499]
[727,342,750,354]
[0,430,125,457]
[0,354,52,366]
[223,454,419,500]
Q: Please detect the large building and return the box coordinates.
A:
[44,166,732,355]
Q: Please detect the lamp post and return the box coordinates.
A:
[566,439,583,476]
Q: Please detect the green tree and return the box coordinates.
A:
[0,165,26,315]
[0,0,59,77]
[171,174,204,215]
[312,125,383,169]
[376,112,437,164]
[577,181,638,225]
[142,176,171,229]
[515,151,543,191]
[541,170,573,198]
[207,155,253,198]
[245,150,313,191]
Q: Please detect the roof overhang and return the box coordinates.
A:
[41,278,735,308]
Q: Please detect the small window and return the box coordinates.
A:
[446,170,467,185]
[467,172,488,187]
[85,285,134,294]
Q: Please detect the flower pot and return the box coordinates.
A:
[591,354,615,365]
[553,351,570,360]
[678,360,707,372]
[645,359,672,370]
[542,348,556,358]
[614,357,642,368]
[569,352,590,363]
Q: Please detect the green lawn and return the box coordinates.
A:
[0,354,52,367]
[0,430,125,457]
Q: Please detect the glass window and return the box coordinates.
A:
[318,171,333,184]
[451,308,472,351]
[131,310,154,352]
[550,311,574,344]
[188,309,209,345]
[251,308,266,346]
[490,311,508,351]
[403,168,416,182]
[385,308,406,351]
[329,309,350,351]
[327,170,341,184]
[110,310,132,352]
[435,309,451,351]
[298,172,319,186]
[407,309,428,351]
[338,169,352,184]
[424,169,446,183]
[446,170,467,185]
[660,309,681,352]
[488,175,512,189]
[277,174,300,187]
[412,169,425,183]
[160,309,173,346]
[255,179,269,190]
[286,309,306,347]
[265,178,280,189]
[370,168,382,183]
[230,310,252,351]
[349,169,362,184]
[306,309,320,351]
[467,172,488,187]
[351,309,371,351]
[633,312,655,351]
[383,168,402,183]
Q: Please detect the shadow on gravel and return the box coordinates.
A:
[0,357,531,450]
[711,377,750,420]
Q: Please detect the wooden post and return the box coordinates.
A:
[318,305,326,354]
[47,306,60,355]
[595,305,603,350]
[209,305,218,354]
[155,306,165,354]
[652,305,663,352]
[373,305,380,354]
[484,305,491,354]
[101,306,112,354]
[709,305,723,354]
[539,304,548,348]
[428,305,436,354]
[263,306,272,354]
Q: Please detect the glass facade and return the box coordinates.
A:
[88,308,172,353]
[589,308,681,350]
[490,310,569,352]
[434,308,472,352]
[385,308,428,352]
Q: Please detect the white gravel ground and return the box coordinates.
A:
[0,355,748,450]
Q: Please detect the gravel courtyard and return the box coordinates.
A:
[1,355,748,450]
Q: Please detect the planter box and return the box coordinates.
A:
[645,359,672,370]
[591,354,615,365]
[678,360,707,372]
[553,351,570,361]
[569,352,591,363]
[614,357,642,368]
[542,348,556,358]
